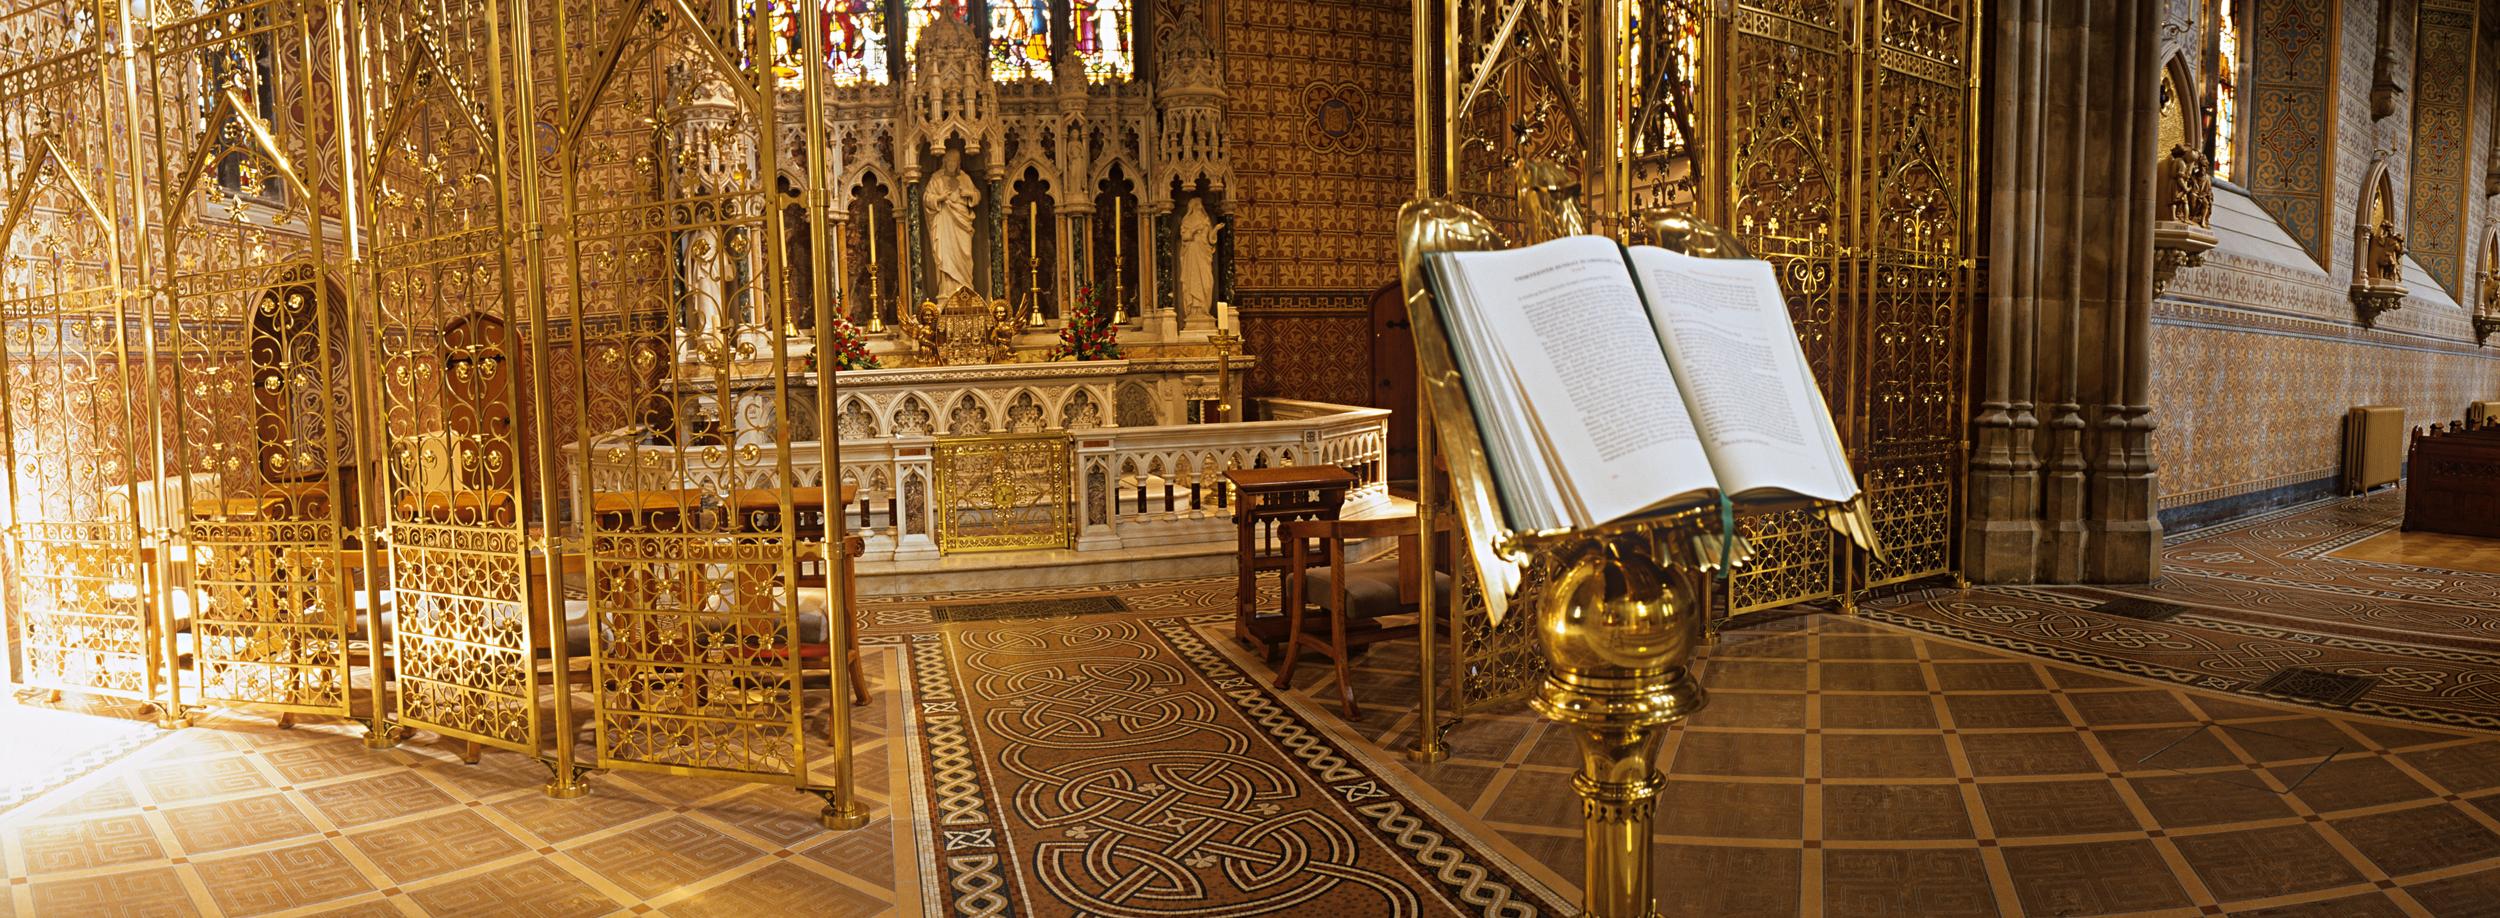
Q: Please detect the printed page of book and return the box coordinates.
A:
[1431,236,1718,529]
[1627,245,1859,505]
[1426,256,1573,531]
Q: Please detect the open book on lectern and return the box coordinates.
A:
[1421,234,1859,533]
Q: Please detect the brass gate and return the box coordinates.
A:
[546,0,814,784]
[0,0,857,813]
[359,0,546,755]
[151,0,365,716]
[0,4,155,702]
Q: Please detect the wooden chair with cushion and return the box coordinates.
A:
[1272,514,1454,718]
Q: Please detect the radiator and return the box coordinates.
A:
[2345,405,2406,493]
[2468,400,2500,426]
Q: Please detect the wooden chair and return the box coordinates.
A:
[1223,466,1357,661]
[1272,514,1454,718]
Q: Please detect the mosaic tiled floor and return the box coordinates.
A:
[4,499,2497,917]
[1276,612,2500,917]
[1865,489,2500,730]
[0,664,917,917]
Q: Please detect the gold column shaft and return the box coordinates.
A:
[506,0,586,799]
[1405,0,1448,768]
[803,0,870,832]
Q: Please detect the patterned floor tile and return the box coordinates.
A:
[1820,848,1998,918]
[563,815,768,900]
[161,793,320,854]
[192,841,376,916]
[137,754,269,804]
[27,866,200,917]
[346,809,532,884]
[403,859,620,918]
[2171,823,2368,903]
[662,862,888,917]
[1998,839,2195,915]
[299,770,461,829]
[2329,803,2500,878]
[15,812,165,873]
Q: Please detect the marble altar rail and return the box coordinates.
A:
[580,397,1389,564]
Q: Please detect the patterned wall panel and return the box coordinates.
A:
[1224,0,1409,407]
[2407,2,2477,296]
[1223,0,1410,291]
[1238,291,1371,406]
[2246,0,2339,265]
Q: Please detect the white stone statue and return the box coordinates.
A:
[1177,198,1226,325]
[923,148,981,298]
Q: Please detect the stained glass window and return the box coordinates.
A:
[2213,0,2241,182]
[824,0,889,86]
[740,0,887,87]
[1072,0,1132,82]
[905,0,969,68]
[989,0,1050,82]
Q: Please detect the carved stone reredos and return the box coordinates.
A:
[1156,14,1221,104]
[907,14,997,162]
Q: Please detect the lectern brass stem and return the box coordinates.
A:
[1532,535,1707,918]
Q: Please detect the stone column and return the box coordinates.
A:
[905,180,928,304]
[1968,0,2046,582]
[2086,0,2164,582]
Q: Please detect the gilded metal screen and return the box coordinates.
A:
[0,3,154,696]
[1430,0,1976,618]
[933,432,1072,553]
[150,0,363,715]
[1707,0,1975,607]
[361,0,543,753]
[1852,0,1975,589]
[546,0,813,783]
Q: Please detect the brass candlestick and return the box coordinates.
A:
[1023,204,1045,328]
[1208,328,1237,423]
[1111,196,1127,325]
[864,219,885,333]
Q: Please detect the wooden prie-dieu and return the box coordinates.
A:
[2402,418,2500,538]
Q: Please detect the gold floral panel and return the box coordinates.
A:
[0,0,156,701]
[151,0,363,715]
[1854,0,1975,589]
[363,0,544,754]
[933,432,1072,553]
[1715,0,1854,614]
[551,0,813,783]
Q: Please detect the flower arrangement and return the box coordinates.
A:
[1051,285,1122,361]
[812,314,880,371]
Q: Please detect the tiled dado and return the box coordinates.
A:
[2151,300,2500,513]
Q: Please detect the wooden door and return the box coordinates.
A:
[1367,280,1417,487]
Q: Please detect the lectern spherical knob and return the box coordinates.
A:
[1538,542,1702,678]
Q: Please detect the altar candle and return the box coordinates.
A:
[1217,300,1232,333]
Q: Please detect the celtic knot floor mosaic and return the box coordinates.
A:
[1863,489,2500,730]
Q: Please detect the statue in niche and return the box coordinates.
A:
[2161,144,2211,227]
[1176,198,1226,325]
[923,147,982,297]
[2366,217,2406,284]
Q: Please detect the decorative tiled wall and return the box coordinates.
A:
[1223,0,1408,405]
[2153,1,2500,525]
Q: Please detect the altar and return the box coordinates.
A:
[584,355,1392,590]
